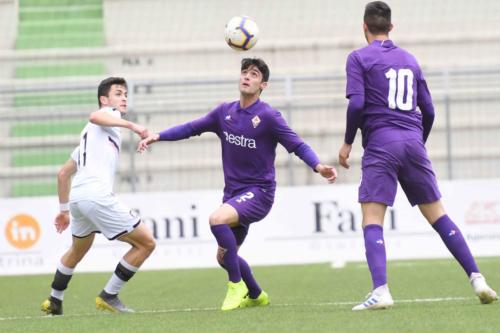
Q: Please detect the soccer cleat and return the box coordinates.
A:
[96,292,135,313]
[240,290,270,308]
[221,280,248,311]
[352,284,394,311]
[41,296,63,316]
[470,272,498,304]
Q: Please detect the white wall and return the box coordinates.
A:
[1,179,499,275]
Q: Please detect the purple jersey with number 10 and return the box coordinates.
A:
[346,39,440,206]
[346,39,433,148]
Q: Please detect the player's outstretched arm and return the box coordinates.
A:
[137,133,160,153]
[55,157,77,233]
[338,143,352,169]
[89,111,149,138]
[315,163,337,183]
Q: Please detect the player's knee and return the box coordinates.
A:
[216,251,225,268]
[143,237,156,255]
[209,212,228,226]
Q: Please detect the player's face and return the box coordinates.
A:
[101,84,128,113]
[239,66,267,96]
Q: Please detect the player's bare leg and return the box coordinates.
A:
[96,223,156,313]
[42,234,96,315]
[420,200,497,304]
[353,202,394,311]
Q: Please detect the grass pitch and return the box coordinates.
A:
[1,257,499,333]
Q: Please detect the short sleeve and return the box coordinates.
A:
[70,146,79,162]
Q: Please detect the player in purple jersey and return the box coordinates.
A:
[138,58,337,311]
[338,1,497,311]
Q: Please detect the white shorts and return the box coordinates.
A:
[70,195,141,240]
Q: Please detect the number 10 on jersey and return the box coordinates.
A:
[385,68,414,111]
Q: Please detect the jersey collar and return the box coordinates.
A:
[237,99,261,114]
[371,39,394,48]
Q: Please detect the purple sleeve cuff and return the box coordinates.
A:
[158,123,194,141]
[293,143,320,171]
[344,94,364,144]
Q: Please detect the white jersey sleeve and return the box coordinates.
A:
[70,107,123,201]
[70,146,79,162]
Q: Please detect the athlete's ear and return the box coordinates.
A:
[388,23,393,33]
[260,81,268,91]
[99,95,108,107]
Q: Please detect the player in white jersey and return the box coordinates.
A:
[41,77,156,315]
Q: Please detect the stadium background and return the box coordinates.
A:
[1,1,500,331]
[1,0,500,197]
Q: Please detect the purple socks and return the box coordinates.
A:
[363,215,479,291]
[210,224,241,282]
[363,224,387,289]
[239,257,262,298]
[432,215,479,276]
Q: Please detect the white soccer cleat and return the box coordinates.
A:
[470,272,498,304]
[352,284,394,311]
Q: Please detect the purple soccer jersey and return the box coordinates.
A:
[345,39,434,147]
[344,39,441,206]
[159,99,320,201]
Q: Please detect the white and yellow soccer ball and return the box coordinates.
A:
[224,16,259,51]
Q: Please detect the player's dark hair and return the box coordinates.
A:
[97,77,127,107]
[241,58,270,83]
[364,1,392,34]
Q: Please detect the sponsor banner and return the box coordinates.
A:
[1,179,499,275]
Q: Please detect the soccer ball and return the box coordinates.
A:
[224,16,259,51]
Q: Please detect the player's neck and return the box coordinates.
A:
[239,94,260,109]
[367,33,390,44]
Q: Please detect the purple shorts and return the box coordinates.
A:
[359,139,441,206]
[225,186,274,245]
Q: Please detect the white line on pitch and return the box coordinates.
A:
[0,296,473,322]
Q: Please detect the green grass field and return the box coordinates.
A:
[1,258,499,333]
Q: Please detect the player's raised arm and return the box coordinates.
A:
[137,106,221,153]
[89,110,149,139]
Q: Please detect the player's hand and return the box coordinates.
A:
[54,212,70,233]
[130,123,149,139]
[315,164,337,183]
[137,134,160,153]
[338,143,352,169]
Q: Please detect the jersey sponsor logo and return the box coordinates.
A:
[223,131,257,149]
[252,115,261,128]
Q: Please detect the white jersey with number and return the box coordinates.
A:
[70,107,122,201]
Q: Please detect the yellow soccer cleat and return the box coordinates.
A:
[96,294,135,313]
[41,296,63,315]
[221,280,248,311]
[240,290,270,308]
